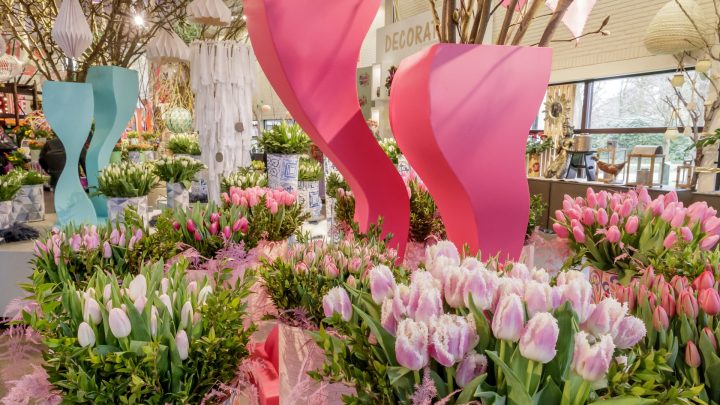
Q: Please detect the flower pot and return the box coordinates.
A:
[396,154,411,175]
[12,184,45,222]
[390,43,551,260]
[178,154,208,200]
[110,151,122,164]
[266,154,300,192]
[278,323,354,404]
[588,266,619,303]
[166,182,189,210]
[107,195,149,225]
[144,151,155,161]
[128,151,143,163]
[298,180,322,221]
[30,149,41,163]
[0,200,14,229]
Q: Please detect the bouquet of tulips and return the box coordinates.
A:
[299,157,323,182]
[609,267,720,403]
[312,241,647,404]
[220,167,268,192]
[171,201,251,258]
[153,156,206,189]
[96,161,158,198]
[25,260,254,403]
[403,171,445,242]
[553,187,720,280]
[166,133,202,156]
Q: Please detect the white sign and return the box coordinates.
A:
[376,11,438,64]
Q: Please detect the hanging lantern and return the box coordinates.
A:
[164,107,193,134]
[696,57,712,73]
[52,0,93,59]
[671,73,685,87]
[146,29,190,64]
[261,104,272,113]
[645,0,709,55]
[186,0,231,26]
[665,127,680,141]
[0,54,24,81]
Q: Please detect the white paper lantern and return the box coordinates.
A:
[52,0,93,59]
[645,0,710,55]
[696,58,712,73]
[146,29,191,64]
[187,0,231,26]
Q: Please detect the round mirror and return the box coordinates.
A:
[550,102,563,118]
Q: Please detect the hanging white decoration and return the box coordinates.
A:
[645,0,710,55]
[187,0,231,26]
[146,29,191,64]
[52,0,93,59]
[0,33,6,55]
[190,41,256,202]
[0,54,25,81]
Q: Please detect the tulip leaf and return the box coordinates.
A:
[486,351,533,405]
[588,398,657,405]
[546,303,577,384]
[680,315,695,345]
[95,344,121,356]
[387,366,412,386]
[457,373,486,403]
[532,377,561,405]
[125,299,151,341]
[128,340,148,356]
[468,295,492,352]
[430,369,449,399]
[353,304,397,366]
[699,333,720,402]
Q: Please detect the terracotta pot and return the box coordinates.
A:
[390,43,551,260]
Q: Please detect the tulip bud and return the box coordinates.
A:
[660,286,676,318]
[77,322,95,348]
[133,295,147,313]
[159,293,173,314]
[186,219,196,233]
[678,290,699,319]
[369,265,397,304]
[519,312,559,364]
[102,241,112,259]
[671,275,689,296]
[150,306,158,337]
[700,235,720,251]
[693,270,715,291]
[552,223,569,238]
[103,284,112,303]
[624,216,639,234]
[127,274,147,302]
[180,301,193,329]
[685,341,701,368]
[586,188,598,208]
[222,226,232,240]
[653,306,669,331]
[455,351,488,387]
[187,281,197,295]
[699,288,720,316]
[322,287,352,321]
[109,307,132,338]
[606,226,621,243]
[193,230,202,241]
[596,209,609,226]
[703,327,718,352]
[571,332,615,382]
[572,226,586,243]
[172,221,181,231]
[680,226,693,242]
[210,212,220,223]
[395,318,430,370]
[492,294,525,342]
[176,330,189,361]
[83,297,102,325]
[663,232,678,249]
[613,316,647,349]
[209,222,219,235]
[620,200,633,217]
[581,208,595,226]
[380,299,397,335]
[198,285,213,305]
[555,210,565,222]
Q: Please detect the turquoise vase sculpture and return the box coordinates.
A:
[85,67,139,218]
[43,81,98,226]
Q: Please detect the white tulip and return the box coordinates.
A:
[161,278,169,294]
[187,281,197,295]
[109,308,132,338]
[150,306,158,337]
[78,322,95,348]
[84,287,96,299]
[198,285,213,305]
[106,300,113,312]
[159,294,173,315]
[83,297,102,325]
[175,330,189,360]
[134,295,147,313]
[103,284,112,302]
[127,274,147,301]
[180,301,193,329]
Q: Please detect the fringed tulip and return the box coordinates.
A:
[323,287,352,321]
[463,269,497,311]
[425,241,461,279]
[455,351,488,387]
[381,299,397,335]
[109,308,132,338]
[584,298,627,337]
[395,319,429,370]
[176,330,189,361]
[428,314,478,367]
[685,341,701,368]
[560,277,594,323]
[571,332,615,382]
[492,294,525,342]
[613,316,646,349]
[524,280,553,317]
[443,266,468,308]
[519,312,559,364]
[78,322,95,348]
[699,288,720,315]
[370,265,396,304]
[407,272,443,323]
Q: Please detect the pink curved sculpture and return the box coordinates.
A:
[390,44,552,260]
[246,0,410,255]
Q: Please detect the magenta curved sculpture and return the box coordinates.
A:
[390,44,552,260]
[246,0,410,255]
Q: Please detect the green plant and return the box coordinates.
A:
[221,167,268,192]
[153,156,206,189]
[25,260,255,404]
[405,174,445,242]
[257,121,311,154]
[9,168,47,186]
[526,194,547,240]
[325,172,349,197]
[97,162,159,198]
[298,157,322,182]
[167,134,202,156]
[379,137,401,165]
[126,131,140,139]
[0,174,22,201]
[141,131,159,143]
[526,135,553,156]
[250,160,266,172]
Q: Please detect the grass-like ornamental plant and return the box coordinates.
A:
[25,260,255,404]
[404,172,445,242]
[97,162,159,198]
[166,134,201,156]
[221,167,268,192]
[0,174,22,201]
[153,156,206,189]
[257,121,311,154]
[298,157,322,182]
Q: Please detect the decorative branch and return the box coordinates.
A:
[538,0,574,47]
[511,0,545,45]
[496,0,518,45]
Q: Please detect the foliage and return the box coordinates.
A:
[527,194,547,240]
[5,150,30,169]
[299,157,323,182]
[526,135,554,156]
[9,168,48,186]
[325,172,349,197]
[97,162,159,198]
[126,143,155,152]
[28,140,46,150]
[379,138,401,165]
[257,121,311,155]
[153,156,206,189]
[404,173,445,242]
[126,131,140,139]
[0,174,22,201]
[221,167,268,192]
[166,134,202,156]
[24,260,254,403]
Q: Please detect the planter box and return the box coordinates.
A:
[0,200,13,229]
[166,182,189,210]
[298,181,322,221]
[12,184,45,222]
[107,195,149,225]
[267,154,299,192]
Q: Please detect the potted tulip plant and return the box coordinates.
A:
[167,133,202,157]
[221,167,269,193]
[298,157,323,221]
[10,169,47,222]
[97,161,158,225]
[257,121,311,192]
[0,174,21,229]
[153,156,206,210]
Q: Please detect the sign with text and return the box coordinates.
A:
[376,11,438,64]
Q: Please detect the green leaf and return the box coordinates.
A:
[387,366,412,386]
[546,303,577,384]
[589,398,657,405]
[486,351,533,405]
[457,373,487,404]
[533,377,562,405]
[353,304,397,366]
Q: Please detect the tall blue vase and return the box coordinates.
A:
[85,66,139,219]
[43,81,98,226]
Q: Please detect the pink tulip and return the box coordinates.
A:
[702,327,718,352]
[649,199,664,216]
[407,272,443,323]
[555,210,565,222]
[572,226,586,243]
[443,266,468,308]
[700,235,720,251]
[172,221,181,231]
[671,209,687,228]
[395,318,429,370]
[584,298,627,337]
[193,231,202,242]
[688,201,708,224]
[685,341,701,368]
[613,316,646,349]
[186,219,196,233]
[703,216,720,234]
[552,223,569,238]
[322,287,352,321]
[678,290,699,319]
[619,200,633,218]
[693,270,715,291]
[581,209,595,226]
[222,226,232,239]
[323,257,339,278]
[70,234,82,252]
[660,286,677,318]
[210,212,220,223]
[699,288,720,315]
[653,306,669,331]
[680,226,693,242]
[606,226,621,243]
[524,280,553,317]
[616,285,636,311]
[609,212,619,226]
[232,217,249,233]
[102,241,112,259]
[455,351,488,387]
[519,312,559,364]
[463,269,497,311]
[369,265,397,304]
[596,209,609,226]
[661,203,677,223]
[209,222,219,235]
[666,191,678,204]
[491,294,525,342]
[638,187,652,205]
[571,332,615,382]
[428,314,478,367]
[624,216,639,234]
[671,275,689,296]
[560,277,594,323]
[380,299,397,335]
[586,188,597,208]
[663,232,677,249]
[231,193,241,206]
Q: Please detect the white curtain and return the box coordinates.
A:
[190,41,256,201]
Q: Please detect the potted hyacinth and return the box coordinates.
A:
[313,241,647,404]
[10,169,48,222]
[298,157,323,221]
[24,259,255,404]
[0,174,21,229]
[153,156,206,210]
[220,166,268,193]
[257,121,311,192]
[97,161,158,225]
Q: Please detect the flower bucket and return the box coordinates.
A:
[128,151,143,163]
[278,323,354,404]
[110,151,122,164]
[12,184,45,222]
[267,154,299,192]
[0,200,13,229]
[298,181,322,221]
[589,266,619,303]
[166,182,189,210]
[107,195,149,225]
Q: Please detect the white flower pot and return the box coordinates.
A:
[298,180,322,221]
[267,153,299,192]
[12,184,45,222]
[166,182,189,210]
[396,155,411,175]
[107,196,149,225]
[0,200,13,229]
[178,154,208,199]
[128,151,143,163]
